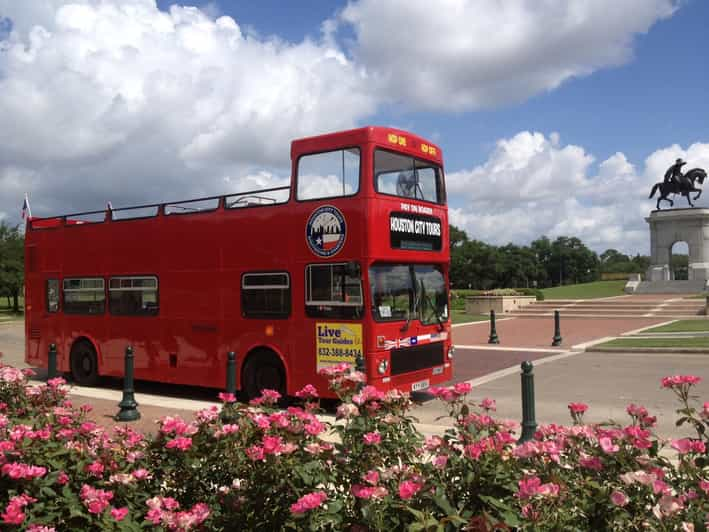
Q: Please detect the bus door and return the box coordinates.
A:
[28,273,62,368]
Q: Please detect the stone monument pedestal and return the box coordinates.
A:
[627,209,709,294]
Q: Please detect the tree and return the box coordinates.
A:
[449,225,468,249]
[0,222,24,313]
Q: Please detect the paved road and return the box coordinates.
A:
[3,320,708,438]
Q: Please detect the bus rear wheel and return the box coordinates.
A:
[242,350,286,402]
[70,341,99,386]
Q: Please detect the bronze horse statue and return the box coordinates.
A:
[649,168,707,209]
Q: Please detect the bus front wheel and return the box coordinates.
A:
[70,341,99,386]
[242,350,286,402]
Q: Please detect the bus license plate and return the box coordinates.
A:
[411,379,429,392]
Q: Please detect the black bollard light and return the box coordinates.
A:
[551,310,562,346]
[116,346,140,422]
[226,351,237,396]
[518,361,537,443]
[47,343,57,380]
[488,309,499,344]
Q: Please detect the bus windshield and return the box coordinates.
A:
[369,264,448,325]
[374,149,445,204]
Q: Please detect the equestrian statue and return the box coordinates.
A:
[649,158,707,210]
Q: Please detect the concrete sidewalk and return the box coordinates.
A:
[413,349,709,439]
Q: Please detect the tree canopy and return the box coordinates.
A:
[0,222,24,312]
[448,225,650,290]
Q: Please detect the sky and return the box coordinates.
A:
[0,0,707,256]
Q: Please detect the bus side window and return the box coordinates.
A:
[108,276,158,316]
[63,278,105,315]
[241,272,291,319]
[47,279,59,313]
[305,263,363,320]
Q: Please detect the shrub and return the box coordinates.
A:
[1,361,708,530]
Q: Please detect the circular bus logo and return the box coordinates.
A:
[306,206,346,257]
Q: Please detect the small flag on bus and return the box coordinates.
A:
[21,193,31,220]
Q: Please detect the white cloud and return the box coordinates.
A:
[447,132,709,254]
[0,0,691,248]
[340,0,677,110]
[0,0,375,218]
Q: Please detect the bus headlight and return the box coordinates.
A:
[377,359,389,375]
[447,346,455,360]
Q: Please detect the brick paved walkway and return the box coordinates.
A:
[452,316,669,350]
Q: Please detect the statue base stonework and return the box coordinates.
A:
[627,209,709,294]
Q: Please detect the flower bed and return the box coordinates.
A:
[1,361,708,530]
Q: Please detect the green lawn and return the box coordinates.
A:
[642,320,709,333]
[451,309,488,325]
[598,337,709,349]
[541,281,626,300]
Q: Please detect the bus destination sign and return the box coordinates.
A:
[390,212,442,251]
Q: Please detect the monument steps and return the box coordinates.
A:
[506,296,705,319]
[633,280,707,294]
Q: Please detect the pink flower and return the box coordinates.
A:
[57,471,69,485]
[1,494,36,525]
[480,397,496,411]
[351,485,388,499]
[86,461,105,478]
[304,420,326,436]
[398,480,423,500]
[626,403,648,418]
[295,384,319,399]
[363,431,382,445]
[27,526,56,532]
[262,435,284,455]
[699,480,709,494]
[251,389,281,406]
[218,392,236,403]
[661,375,702,388]
[517,476,560,500]
[568,402,588,414]
[672,438,706,455]
[47,377,66,388]
[453,382,472,395]
[246,445,265,461]
[290,491,327,515]
[336,403,360,419]
[80,484,113,515]
[579,455,603,471]
[363,470,380,485]
[599,436,619,454]
[215,424,240,438]
[132,468,152,481]
[611,490,629,507]
[433,454,448,469]
[111,507,129,521]
[165,437,193,451]
[1,462,47,480]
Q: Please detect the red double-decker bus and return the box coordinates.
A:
[24,126,453,398]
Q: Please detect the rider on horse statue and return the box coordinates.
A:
[664,158,688,189]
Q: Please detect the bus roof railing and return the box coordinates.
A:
[28,185,291,229]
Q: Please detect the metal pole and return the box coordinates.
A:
[552,310,562,346]
[518,361,537,443]
[488,310,499,344]
[47,343,57,380]
[116,346,140,422]
[226,351,236,396]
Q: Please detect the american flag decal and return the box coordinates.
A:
[383,332,447,350]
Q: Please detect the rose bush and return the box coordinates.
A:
[1,359,708,531]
